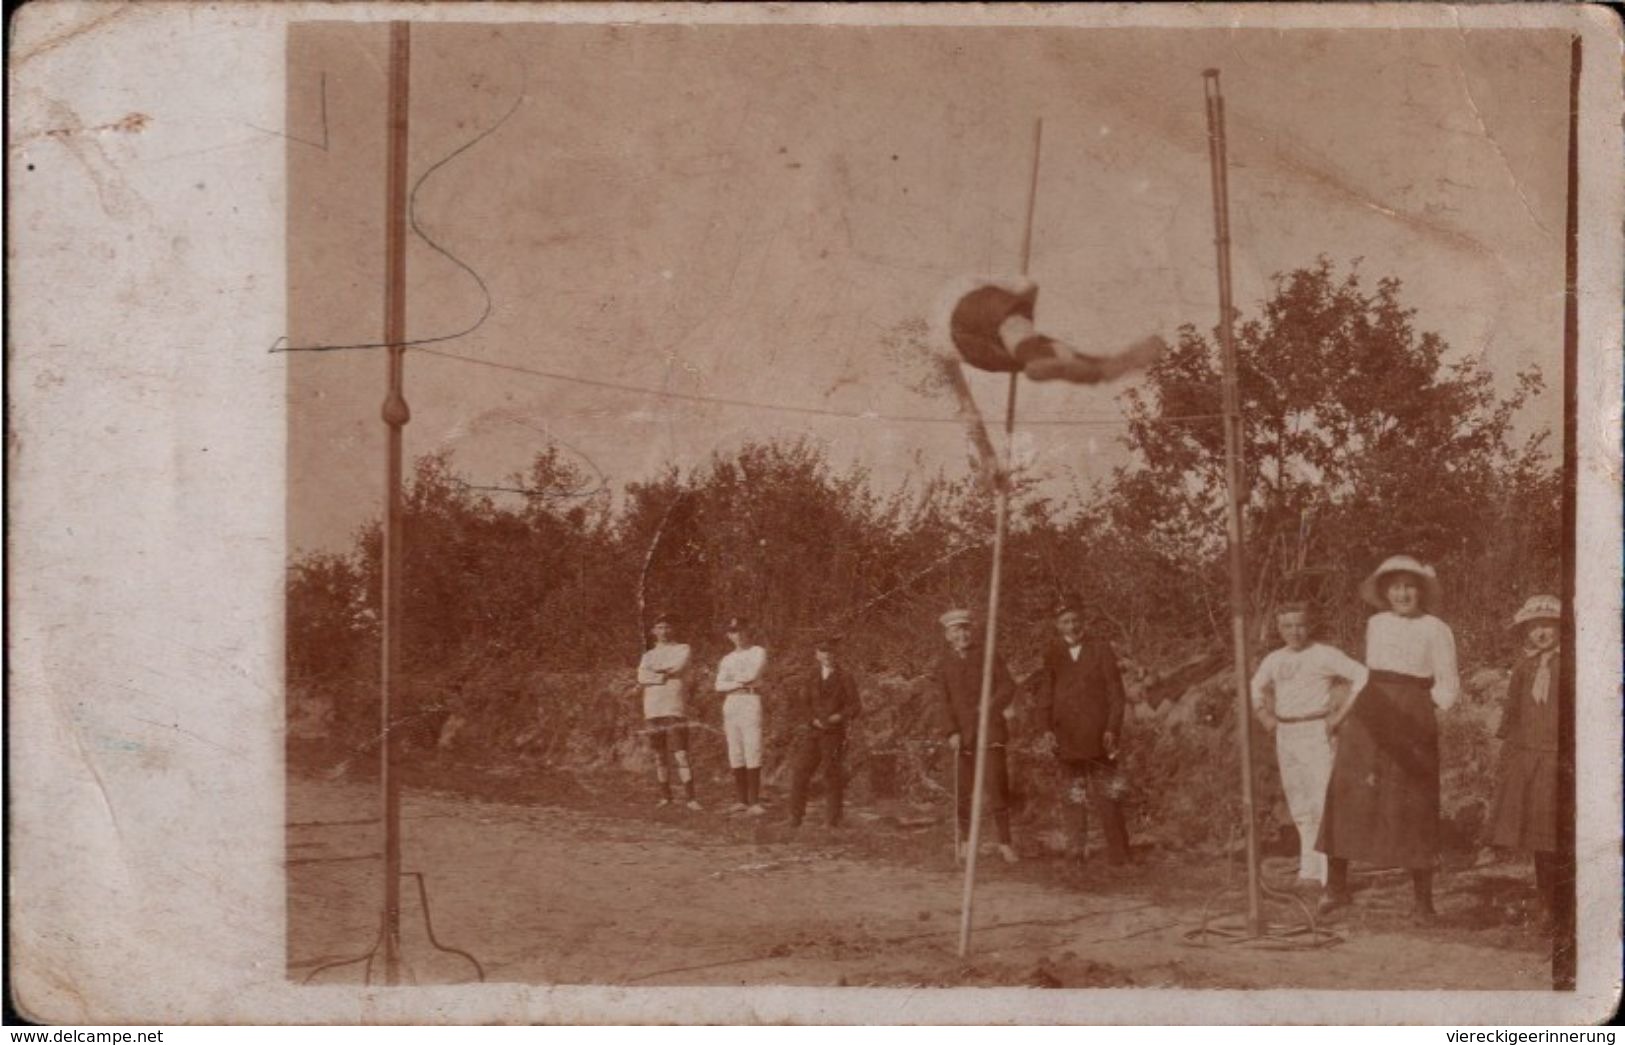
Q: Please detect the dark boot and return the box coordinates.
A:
[1321,857,1352,913]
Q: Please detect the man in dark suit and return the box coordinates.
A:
[788,635,863,828]
[933,608,1020,864]
[1034,595,1132,866]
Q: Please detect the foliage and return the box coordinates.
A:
[288,259,1562,853]
[1114,257,1558,649]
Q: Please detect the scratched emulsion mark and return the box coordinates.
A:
[18,110,151,140]
[16,95,151,221]
[248,71,328,153]
[271,33,529,357]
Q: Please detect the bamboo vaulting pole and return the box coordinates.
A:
[959,117,1043,959]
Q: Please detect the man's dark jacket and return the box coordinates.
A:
[1034,639,1126,760]
[793,666,863,727]
[932,647,1016,746]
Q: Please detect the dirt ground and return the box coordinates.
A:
[287,756,1554,991]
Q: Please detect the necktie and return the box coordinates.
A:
[1532,651,1554,706]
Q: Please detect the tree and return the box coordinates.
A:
[1112,257,1557,646]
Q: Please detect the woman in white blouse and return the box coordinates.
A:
[1317,555,1460,924]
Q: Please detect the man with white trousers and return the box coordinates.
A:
[1250,602,1369,888]
[715,617,769,815]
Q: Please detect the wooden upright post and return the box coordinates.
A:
[1554,33,1580,992]
[379,19,412,987]
[1202,69,1263,936]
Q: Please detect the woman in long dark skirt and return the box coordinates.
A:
[1488,594,1562,929]
[1319,555,1461,923]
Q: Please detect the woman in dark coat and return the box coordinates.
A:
[1488,594,1562,927]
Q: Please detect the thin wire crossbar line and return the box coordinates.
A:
[412,345,1220,429]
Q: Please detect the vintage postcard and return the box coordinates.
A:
[8,1,1623,1025]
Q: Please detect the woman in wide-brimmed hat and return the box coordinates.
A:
[1318,555,1460,923]
[1487,594,1564,929]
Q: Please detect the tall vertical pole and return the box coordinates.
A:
[1202,69,1262,936]
[1554,33,1580,992]
[379,19,412,987]
[959,118,1042,958]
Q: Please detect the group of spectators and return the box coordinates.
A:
[632,554,1564,929]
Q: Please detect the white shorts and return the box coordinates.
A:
[722,691,763,769]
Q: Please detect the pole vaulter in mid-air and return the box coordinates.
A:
[929,119,1167,958]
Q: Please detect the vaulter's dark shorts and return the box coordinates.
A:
[646,716,690,753]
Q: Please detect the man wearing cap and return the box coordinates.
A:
[1034,596,1133,867]
[933,608,1020,864]
[714,617,769,815]
[636,615,701,810]
[787,635,863,829]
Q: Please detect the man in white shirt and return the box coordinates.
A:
[714,616,769,815]
[1250,603,1369,887]
[636,614,701,810]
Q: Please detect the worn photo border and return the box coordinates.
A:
[8,1,1622,1025]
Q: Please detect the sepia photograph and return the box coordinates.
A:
[8,1,1623,1026]
[281,12,1598,997]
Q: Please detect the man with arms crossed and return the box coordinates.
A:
[637,614,701,810]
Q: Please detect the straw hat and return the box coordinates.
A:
[1510,594,1561,629]
[939,608,973,629]
[1359,555,1442,610]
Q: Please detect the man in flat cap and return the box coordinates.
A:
[1034,595,1131,866]
[787,634,863,830]
[932,608,1020,864]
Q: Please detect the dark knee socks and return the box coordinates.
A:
[745,767,762,806]
[733,767,749,805]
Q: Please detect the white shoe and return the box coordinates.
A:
[686,800,703,811]
[729,802,749,814]
[746,804,766,816]
[999,844,1020,865]
[656,798,672,808]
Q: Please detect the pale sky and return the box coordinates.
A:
[288,22,1570,555]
